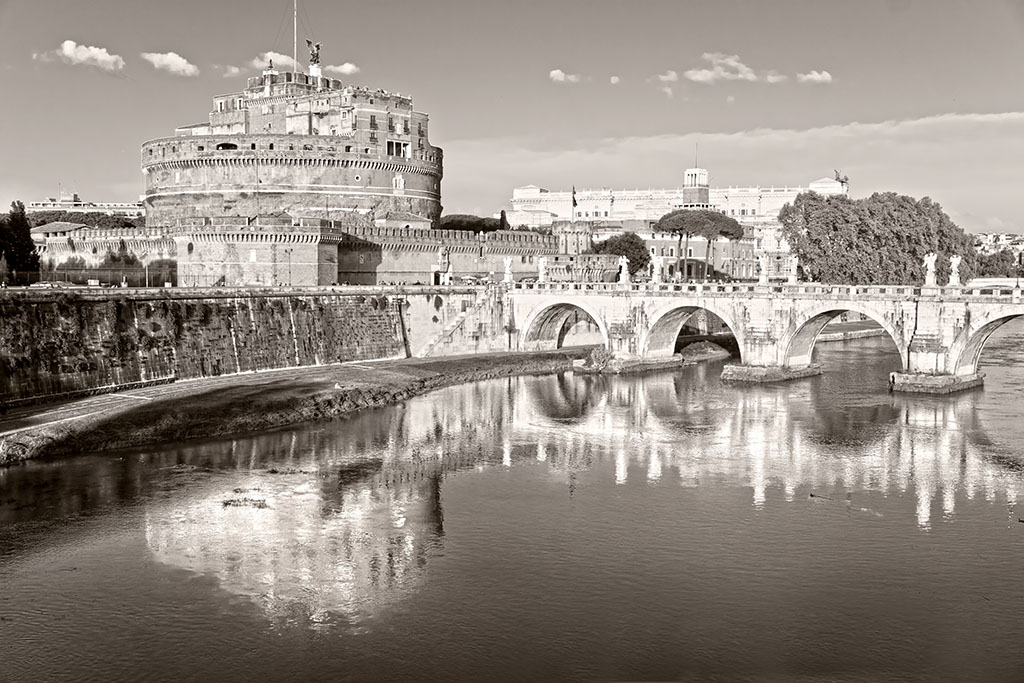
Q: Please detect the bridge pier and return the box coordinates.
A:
[720,363,823,384]
[889,371,985,394]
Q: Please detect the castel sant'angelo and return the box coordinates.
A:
[32,41,597,286]
[142,45,444,226]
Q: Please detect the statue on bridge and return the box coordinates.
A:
[537,256,548,283]
[758,253,770,285]
[788,255,799,284]
[618,255,630,284]
[503,257,514,284]
[948,255,962,287]
[651,257,663,284]
[923,252,938,287]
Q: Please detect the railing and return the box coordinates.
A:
[507,281,1024,300]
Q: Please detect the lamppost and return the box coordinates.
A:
[284,248,293,287]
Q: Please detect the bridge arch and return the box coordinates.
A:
[948,307,1024,376]
[642,302,743,360]
[782,305,907,369]
[519,300,610,352]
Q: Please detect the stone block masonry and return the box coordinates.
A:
[0,288,412,403]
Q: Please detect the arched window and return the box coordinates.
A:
[216,143,238,150]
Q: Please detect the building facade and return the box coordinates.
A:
[142,58,443,228]
[27,192,143,217]
[508,170,847,280]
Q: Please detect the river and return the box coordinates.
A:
[3,325,1024,682]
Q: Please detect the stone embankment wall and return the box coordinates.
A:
[1,288,485,404]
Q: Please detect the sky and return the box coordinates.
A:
[1,0,1023,232]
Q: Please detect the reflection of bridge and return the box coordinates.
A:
[508,281,1024,393]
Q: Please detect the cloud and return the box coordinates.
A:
[655,70,678,83]
[324,62,360,75]
[549,68,581,83]
[609,75,620,85]
[797,70,833,84]
[35,40,124,72]
[659,86,674,99]
[684,52,756,84]
[440,111,1024,233]
[765,70,788,84]
[140,51,199,77]
[249,51,299,71]
[222,65,242,78]
[726,95,736,104]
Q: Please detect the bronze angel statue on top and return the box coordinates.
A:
[306,40,321,65]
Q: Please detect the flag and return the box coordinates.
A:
[571,186,578,208]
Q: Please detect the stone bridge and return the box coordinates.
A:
[506,280,1024,393]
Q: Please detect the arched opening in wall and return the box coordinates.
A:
[644,307,740,361]
[785,309,903,379]
[953,314,1024,378]
[216,143,238,151]
[522,303,607,353]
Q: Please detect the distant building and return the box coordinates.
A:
[27,192,143,217]
[505,170,848,280]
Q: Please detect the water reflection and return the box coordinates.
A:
[130,361,1024,631]
[6,338,1024,637]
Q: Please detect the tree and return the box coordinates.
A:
[2,201,40,272]
[655,209,744,279]
[439,214,502,232]
[587,232,650,276]
[977,250,1020,278]
[779,191,979,285]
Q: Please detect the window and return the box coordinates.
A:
[403,120,409,134]
[345,145,351,152]
[388,116,394,132]
[417,123,423,136]
[197,145,204,151]
[250,143,256,150]
[268,143,274,150]
[369,115,377,129]
[216,101,224,112]
[215,142,237,150]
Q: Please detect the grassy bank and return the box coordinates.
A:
[0,350,587,466]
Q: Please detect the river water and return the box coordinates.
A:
[3,326,1024,682]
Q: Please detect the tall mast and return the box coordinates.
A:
[292,0,297,75]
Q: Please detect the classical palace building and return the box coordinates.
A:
[506,170,848,280]
[142,55,443,227]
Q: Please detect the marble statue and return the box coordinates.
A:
[618,255,630,284]
[949,255,962,287]
[924,252,938,286]
[758,253,770,285]
[537,257,548,283]
[503,257,514,284]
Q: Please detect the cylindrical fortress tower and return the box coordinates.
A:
[142,62,443,227]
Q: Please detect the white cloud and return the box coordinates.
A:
[35,40,125,72]
[250,51,299,71]
[441,111,1024,233]
[684,52,756,84]
[222,65,242,78]
[797,70,833,84]
[610,75,620,85]
[656,70,678,83]
[324,62,360,75]
[140,51,199,77]
[659,86,674,99]
[726,95,736,104]
[765,70,788,84]
[549,68,581,83]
